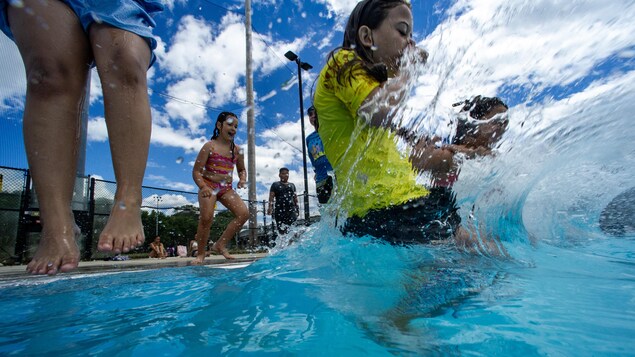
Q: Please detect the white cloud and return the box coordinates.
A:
[164,77,211,134]
[405,0,635,136]
[87,116,108,142]
[316,0,360,18]
[0,36,25,108]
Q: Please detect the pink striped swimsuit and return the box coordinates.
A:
[203,151,236,198]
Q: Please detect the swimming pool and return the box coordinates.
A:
[1,0,634,355]
[0,222,633,355]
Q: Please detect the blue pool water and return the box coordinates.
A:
[0,226,633,355]
[1,0,634,355]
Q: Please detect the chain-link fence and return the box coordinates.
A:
[0,166,320,264]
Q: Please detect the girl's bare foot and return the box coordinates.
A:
[98,200,144,253]
[26,225,81,275]
[190,255,205,265]
[212,243,235,259]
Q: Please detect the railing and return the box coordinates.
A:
[0,166,320,264]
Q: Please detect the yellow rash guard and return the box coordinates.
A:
[313,49,429,217]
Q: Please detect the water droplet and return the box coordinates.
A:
[239,149,245,155]
[274,153,281,159]
[351,44,357,49]
[118,201,127,210]
[176,156,184,164]
[370,45,378,51]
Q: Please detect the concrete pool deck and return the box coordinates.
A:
[0,253,268,281]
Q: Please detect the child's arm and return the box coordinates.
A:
[359,47,428,128]
[235,145,247,189]
[193,142,213,197]
[267,186,276,215]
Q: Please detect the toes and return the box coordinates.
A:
[59,259,79,273]
[98,236,114,252]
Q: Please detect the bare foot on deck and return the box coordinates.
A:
[26,225,81,275]
[98,201,144,253]
[190,256,205,265]
[211,243,235,259]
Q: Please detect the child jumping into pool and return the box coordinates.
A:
[1,0,163,274]
[313,0,504,254]
[192,112,249,262]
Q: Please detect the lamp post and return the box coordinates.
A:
[155,195,162,237]
[284,50,312,225]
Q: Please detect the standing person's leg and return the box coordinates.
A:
[193,189,217,264]
[89,24,152,253]
[213,191,249,259]
[9,0,91,275]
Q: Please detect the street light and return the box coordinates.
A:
[284,50,312,225]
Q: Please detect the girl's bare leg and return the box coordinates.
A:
[213,191,249,259]
[9,0,91,275]
[192,190,217,265]
[89,24,152,253]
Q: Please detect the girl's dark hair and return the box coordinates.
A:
[328,0,410,85]
[211,111,238,160]
[453,96,508,145]
[459,96,508,119]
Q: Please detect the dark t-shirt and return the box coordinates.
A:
[270,181,297,218]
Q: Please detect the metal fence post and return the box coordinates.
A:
[15,169,31,263]
[83,177,96,260]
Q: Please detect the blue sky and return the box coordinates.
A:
[1,0,634,216]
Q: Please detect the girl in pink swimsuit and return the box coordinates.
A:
[192,112,249,261]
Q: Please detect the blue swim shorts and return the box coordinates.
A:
[0,0,164,67]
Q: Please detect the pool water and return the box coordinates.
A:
[1,0,634,355]
[0,227,633,355]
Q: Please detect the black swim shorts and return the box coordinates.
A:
[342,187,461,244]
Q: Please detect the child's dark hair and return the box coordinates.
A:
[328,0,410,85]
[454,96,508,119]
[453,96,509,146]
[279,167,289,173]
[211,111,238,160]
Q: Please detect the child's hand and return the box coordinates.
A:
[237,180,247,189]
[200,186,213,198]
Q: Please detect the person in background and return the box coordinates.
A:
[1,0,164,275]
[267,168,299,235]
[149,236,167,259]
[192,112,249,262]
[189,235,199,257]
[306,106,335,204]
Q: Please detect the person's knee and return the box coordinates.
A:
[98,47,148,88]
[236,210,249,225]
[24,57,84,97]
[199,215,214,227]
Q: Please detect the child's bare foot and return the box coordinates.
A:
[98,201,144,253]
[212,243,235,259]
[26,225,80,275]
[190,256,205,265]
